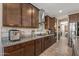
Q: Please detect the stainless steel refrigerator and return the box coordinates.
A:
[69,22,77,47]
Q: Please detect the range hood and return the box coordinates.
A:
[39,9,45,23]
[38,9,45,31]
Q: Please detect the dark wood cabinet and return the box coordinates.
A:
[34,39,42,56]
[4,36,56,56]
[3,3,39,28]
[41,38,45,52]
[45,16,50,29]
[8,48,24,56]
[22,4,32,27]
[69,13,79,23]
[69,14,77,23]
[32,5,39,28]
[3,3,21,27]
[44,36,49,49]
[22,3,39,28]
[50,35,56,45]
[45,16,56,30]
[44,35,56,50]
[50,17,56,30]
[4,40,34,56]
[24,40,34,56]
[4,43,22,56]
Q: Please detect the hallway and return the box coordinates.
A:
[40,35,72,56]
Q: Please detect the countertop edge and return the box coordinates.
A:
[2,34,55,47]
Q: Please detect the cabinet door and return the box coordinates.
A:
[44,36,49,49]
[35,39,42,56]
[76,13,79,22]
[45,16,49,29]
[51,18,55,30]
[3,3,21,27]
[22,4,32,27]
[41,38,45,52]
[32,6,39,28]
[69,14,77,23]
[24,40,34,56]
[4,43,24,56]
[8,48,24,56]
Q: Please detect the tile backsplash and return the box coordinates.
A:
[1,26,46,38]
[1,27,37,38]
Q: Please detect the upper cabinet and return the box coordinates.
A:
[3,3,21,27]
[32,5,39,28]
[45,15,56,30]
[3,3,39,28]
[22,4,32,28]
[69,13,79,23]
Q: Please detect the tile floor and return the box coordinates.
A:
[40,35,72,56]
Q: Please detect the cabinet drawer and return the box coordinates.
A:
[4,44,21,53]
[5,48,24,56]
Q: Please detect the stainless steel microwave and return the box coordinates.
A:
[9,29,21,41]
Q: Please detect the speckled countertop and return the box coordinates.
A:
[2,34,55,47]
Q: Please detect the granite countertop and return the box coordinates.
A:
[2,34,55,47]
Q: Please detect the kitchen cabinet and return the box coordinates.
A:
[32,5,39,28]
[24,40,34,56]
[45,16,56,30]
[50,35,56,45]
[69,13,79,23]
[8,48,24,56]
[44,36,49,49]
[22,4,32,27]
[4,40,34,56]
[50,17,56,30]
[34,38,42,56]
[3,3,21,27]
[3,3,39,28]
[22,3,39,28]
[4,35,56,56]
[4,43,22,56]
[44,35,56,50]
[41,38,45,52]
[77,13,79,22]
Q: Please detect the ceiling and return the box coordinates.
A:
[32,3,79,18]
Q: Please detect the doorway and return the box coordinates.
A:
[60,21,68,37]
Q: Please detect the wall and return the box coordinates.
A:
[0,3,3,56]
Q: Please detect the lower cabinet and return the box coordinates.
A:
[4,40,35,56]
[8,48,24,56]
[34,39,42,56]
[44,35,56,50]
[4,35,56,56]
[24,40,34,56]
[44,36,49,49]
[41,38,45,52]
[4,43,22,56]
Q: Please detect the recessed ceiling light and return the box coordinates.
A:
[59,10,63,13]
